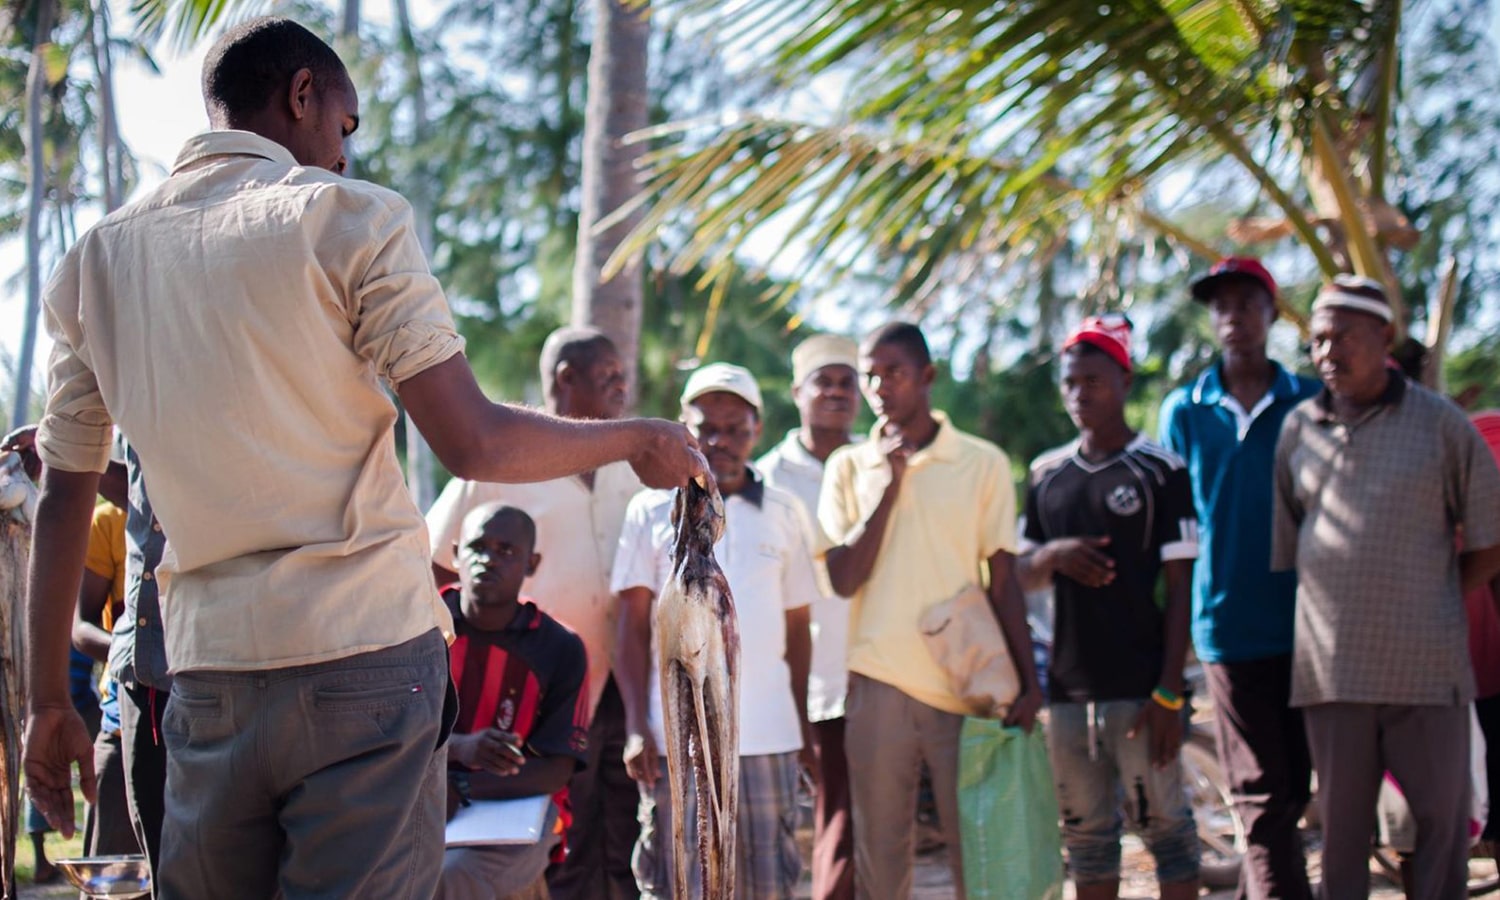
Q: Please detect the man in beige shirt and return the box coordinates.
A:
[22,19,700,900]
[426,326,644,900]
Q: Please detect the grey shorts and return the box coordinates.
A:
[1048,699,1199,886]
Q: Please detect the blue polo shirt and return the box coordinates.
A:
[1159,363,1320,663]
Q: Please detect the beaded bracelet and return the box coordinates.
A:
[1150,686,1185,711]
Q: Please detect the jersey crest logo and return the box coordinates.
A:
[497,698,516,731]
[1106,484,1142,517]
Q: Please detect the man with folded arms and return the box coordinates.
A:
[1273,276,1500,900]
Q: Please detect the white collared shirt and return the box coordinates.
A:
[611,476,819,756]
[758,429,849,722]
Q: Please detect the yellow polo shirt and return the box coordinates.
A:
[817,411,1016,714]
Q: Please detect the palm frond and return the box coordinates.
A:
[128,0,265,53]
[604,115,1210,311]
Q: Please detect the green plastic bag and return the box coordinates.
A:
[958,717,1064,900]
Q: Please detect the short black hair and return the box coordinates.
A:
[862,321,932,368]
[539,326,616,392]
[202,18,347,123]
[465,504,538,553]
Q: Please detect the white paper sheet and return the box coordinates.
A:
[445,795,552,847]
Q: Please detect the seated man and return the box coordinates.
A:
[439,504,591,900]
[1017,316,1200,900]
[614,363,818,900]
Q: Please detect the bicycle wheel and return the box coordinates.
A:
[1181,733,1246,889]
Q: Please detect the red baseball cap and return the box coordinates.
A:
[1191,257,1279,304]
[1064,314,1133,373]
[1473,411,1500,469]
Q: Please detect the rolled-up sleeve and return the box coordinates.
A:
[342,196,465,386]
[37,256,112,474]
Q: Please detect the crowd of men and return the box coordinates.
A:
[9,14,1500,900]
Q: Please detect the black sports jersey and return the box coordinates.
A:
[1023,434,1198,703]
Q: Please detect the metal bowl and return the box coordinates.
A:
[53,855,152,898]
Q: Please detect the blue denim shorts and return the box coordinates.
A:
[1048,699,1199,885]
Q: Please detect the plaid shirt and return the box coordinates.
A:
[1273,374,1500,707]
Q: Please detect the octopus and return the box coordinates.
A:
[655,475,740,900]
[0,450,37,900]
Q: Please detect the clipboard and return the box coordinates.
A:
[445,795,552,847]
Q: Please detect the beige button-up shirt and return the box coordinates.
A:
[425,462,642,715]
[37,130,464,673]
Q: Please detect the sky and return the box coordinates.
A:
[3,2,1499,391]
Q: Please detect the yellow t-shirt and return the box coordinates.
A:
[84,502,127,630]
[818,411,1016,715]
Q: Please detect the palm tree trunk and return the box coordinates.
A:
[572,0,649,388]
[392,0,436,509]
[11,0,57,432]
[90,0,123,213]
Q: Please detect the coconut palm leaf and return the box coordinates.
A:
[128,0,264,51]
[610,0,1403,312]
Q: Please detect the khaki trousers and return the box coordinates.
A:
[844,673,965,900]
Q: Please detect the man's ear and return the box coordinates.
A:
[919,362,937,388]
[287,67,316,121]
[527,552,542,577]
[554,359,578,393]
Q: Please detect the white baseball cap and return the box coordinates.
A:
[680,363,763,412]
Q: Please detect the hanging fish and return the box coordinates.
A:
[655,475,740,900]
[0,450,38,900]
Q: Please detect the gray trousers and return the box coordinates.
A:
[844,674,966,900]
[158,630,453,900]
[84,729,143,858]
[1304,702,1470,900]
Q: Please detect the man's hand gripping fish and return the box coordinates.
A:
[656,475,740,899]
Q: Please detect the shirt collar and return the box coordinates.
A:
[774,429,823,471]
[861,409,959,467]
[726,467,765,509]
[445,588,542,633]
[172,130,299,175]
[1191,360,1300,406]
[1313,369,1408,424]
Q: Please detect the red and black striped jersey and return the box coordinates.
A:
[444,588,591,767]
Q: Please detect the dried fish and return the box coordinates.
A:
[656,475,740,900]
[0,451,37,900]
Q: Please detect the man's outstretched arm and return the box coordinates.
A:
[23,466,102,836]
[398,356,704,489]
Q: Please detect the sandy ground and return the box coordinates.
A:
[14,818,1452,898]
